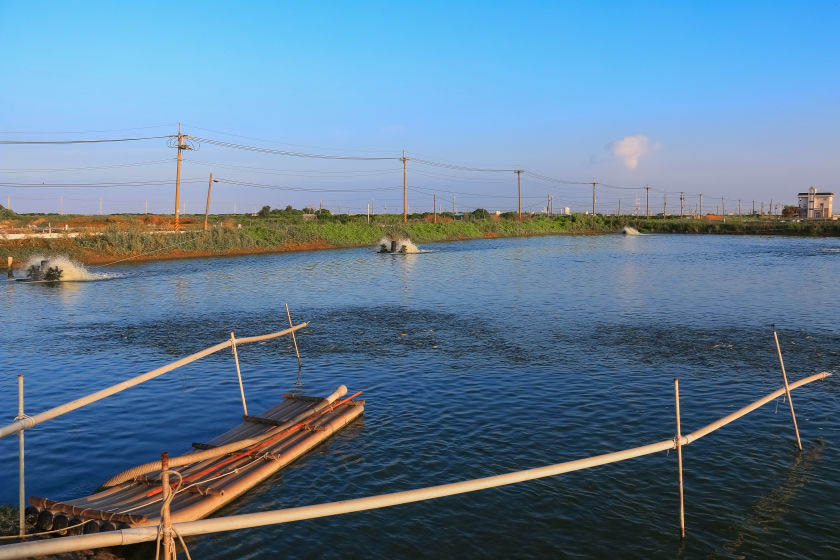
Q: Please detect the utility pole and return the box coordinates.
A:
[99,198,102,216]
[453,195,456,215]
[738,200,741,216]
[204,173,213,230]
[592,182,597,216]
[515,170,524,219]
[752,200,755,215]
[663,193,667,217]
[617,199,621,216]
[433,193,437,223]
[721,197,725,216]
[761,201,764,215]
[367,203,370,224]
[699,193,703,216]
[645,186,650,217]
[174,122,183,230]
[401,150,409,223]
[770,198,774,216]
[680,192,685,218]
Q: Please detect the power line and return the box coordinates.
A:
[189,136,401,161]
[412,158,514,172]
[0,159,175,173]
[0,179,204,188]
[0,135,173,145]
[0,124,172,134]
[214,178,401,193]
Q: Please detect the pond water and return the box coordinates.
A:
[1,234,838,559]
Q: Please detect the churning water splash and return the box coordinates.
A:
[376,237,423,254]
[22,255,119,281]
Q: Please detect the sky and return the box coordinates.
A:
[0,1,838,215]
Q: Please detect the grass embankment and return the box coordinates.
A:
[2,207,839,268]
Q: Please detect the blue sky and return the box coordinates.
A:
[1,1,838,214]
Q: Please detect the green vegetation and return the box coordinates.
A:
[3,209,840,267]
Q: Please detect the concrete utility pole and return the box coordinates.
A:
[752,200,755,215]
[699,193,703,216]
[617,199,621,216]
[401,150,409,223]
[592,182,597,216]
[204,173,213,231]
[452,195,455,215]
[175,122,183,230]
[433,194,437,223]
[680,192,685,218]
[663,193,667,217]
[721,197,725,216]
[645,186,650,217]
[515,170,524,219]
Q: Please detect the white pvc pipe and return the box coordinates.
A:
[0,323,307,439]
[0,372,829,560]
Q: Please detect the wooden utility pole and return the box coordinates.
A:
[175,122,183,231]
[515,170,523,219]
[645,186,650,217]
[592,182,596,216]
[433,194,437,223]
[402,150,408,223]
[204,173,213,230]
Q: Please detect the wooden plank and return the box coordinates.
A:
[243,415,291,427]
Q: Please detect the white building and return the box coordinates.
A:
[798,187,834,219]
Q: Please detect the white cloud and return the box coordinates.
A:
[609,135,661,170]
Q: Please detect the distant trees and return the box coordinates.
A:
[781,205,799,218]
[257,205,271,218]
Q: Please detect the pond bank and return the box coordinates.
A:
[2,214,839,268]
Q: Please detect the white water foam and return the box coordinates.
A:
[374,237,423,253]
[22,255,118,281]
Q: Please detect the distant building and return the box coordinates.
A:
[798,187,834,219]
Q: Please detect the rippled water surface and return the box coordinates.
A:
[1,234,838,559]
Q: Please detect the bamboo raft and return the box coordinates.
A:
[27,385,363,534]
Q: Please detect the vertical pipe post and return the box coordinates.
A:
[160,452,174,559]
[230,332,248,416]
[204,173,213,231]
[17,374,25,538]
[773,330,802,450]
[285,303,302,367]
[674,378,685,538]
